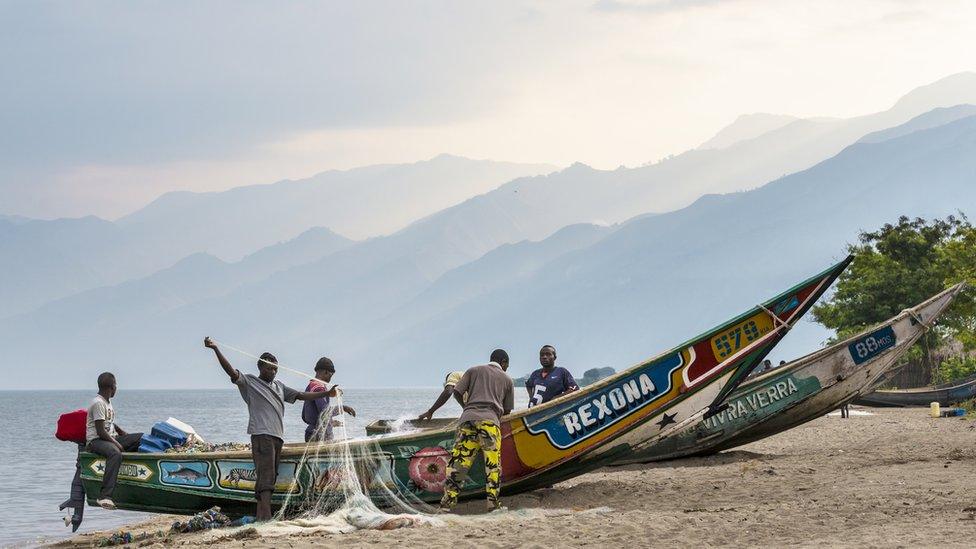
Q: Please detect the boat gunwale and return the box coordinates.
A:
[867,376,976,395]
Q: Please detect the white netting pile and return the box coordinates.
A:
[263,392,444,535]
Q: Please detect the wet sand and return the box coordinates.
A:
[57,407,976,548]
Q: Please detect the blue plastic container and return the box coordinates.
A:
[138,433,172,453]
[151,421,189,447]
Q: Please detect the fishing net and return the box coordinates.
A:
[265,391,445,534]
[200,340,443,534]
[202,341,610,539]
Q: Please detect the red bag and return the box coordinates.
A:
[56,409,88,443]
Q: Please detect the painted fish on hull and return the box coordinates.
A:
[169,467,206,481]
[159,461,212,488]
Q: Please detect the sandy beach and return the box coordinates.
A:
[56,407,976,548]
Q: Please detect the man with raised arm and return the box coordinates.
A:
[440,349,514,513]
[85,372,143,510]
[204,337,330,521]
[525,345,579,408]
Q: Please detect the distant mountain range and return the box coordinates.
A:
[400,72,976,247]
[3,73,976,389]
[366,113,976,385]
[697,113,801,150]
[4,106,976,388]
[0,216,157,318]
[0,156,550,317]
[8,227,352,335]
[117,154,556,263]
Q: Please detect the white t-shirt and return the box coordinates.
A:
[86,395,116,443]
[444,371,468,403]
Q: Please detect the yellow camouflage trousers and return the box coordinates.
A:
[440,420,501,510]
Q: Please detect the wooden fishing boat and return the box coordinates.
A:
[855,372,976,407]
[78,258,850,516]
[615,283,965,463]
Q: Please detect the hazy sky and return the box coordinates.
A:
[2,0,975,219]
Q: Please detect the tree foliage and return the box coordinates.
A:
[812,214,976,382]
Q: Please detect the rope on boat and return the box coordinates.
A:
[757,303,790,330]
[210,339,360,446]
[209,339,321,385]
[902,307,930,331]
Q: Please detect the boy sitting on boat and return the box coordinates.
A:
[86,372,144,510]
[203,337,331,521]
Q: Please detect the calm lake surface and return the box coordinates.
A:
[0,388,530,547]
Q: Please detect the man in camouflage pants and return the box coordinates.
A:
[440,350,514,512]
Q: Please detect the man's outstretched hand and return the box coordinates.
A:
[204,337,217,349]
[417,411,433,421]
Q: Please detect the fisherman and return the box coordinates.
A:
[525,345,579,407]
[440,349,514,513]
[302,357,356,442]
[204,337,332,521]
[417,371,467,421]
[85,372,144,510]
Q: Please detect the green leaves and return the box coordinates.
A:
[813,213,976,357]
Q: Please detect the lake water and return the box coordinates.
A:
[0,388,530,547]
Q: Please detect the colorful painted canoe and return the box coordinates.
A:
[78,258,849,516]
[855,372,976,407]
[615,283,965,464]
[566,259,855,468]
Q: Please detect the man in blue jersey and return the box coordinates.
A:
[525,345,579,407]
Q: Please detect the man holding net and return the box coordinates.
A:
[440,349,514,513]
[204,337,331,521]
[302,357,356,442]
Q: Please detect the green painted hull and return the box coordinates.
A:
[79,428,555,517]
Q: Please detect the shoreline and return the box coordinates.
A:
[55,408,976,547]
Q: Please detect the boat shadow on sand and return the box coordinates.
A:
[610,449,781,470]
